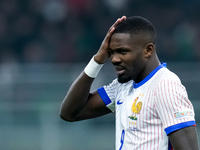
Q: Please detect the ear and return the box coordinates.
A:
[144,43,155,58]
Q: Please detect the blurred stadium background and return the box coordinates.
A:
[0,0,199,149]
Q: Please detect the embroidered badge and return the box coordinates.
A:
[128,97,142,120]
[174,110,193,119]
[128,94,143,131]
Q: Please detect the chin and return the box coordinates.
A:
[117,75,132,83]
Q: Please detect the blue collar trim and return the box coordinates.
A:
[133,63,167,89]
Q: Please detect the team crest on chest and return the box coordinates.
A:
[128,94,143,131]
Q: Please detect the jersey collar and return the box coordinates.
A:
[133,63,167,89]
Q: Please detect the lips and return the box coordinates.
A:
[115,66,125,75]
[116,70,125,75]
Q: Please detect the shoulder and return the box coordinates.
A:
[153,67,186,92]
[156,67,181,84]
[147,67,184,93]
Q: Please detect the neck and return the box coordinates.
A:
[135,54,160,83]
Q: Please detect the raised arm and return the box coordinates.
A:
[59,16,126,122]
[169,126,199,150]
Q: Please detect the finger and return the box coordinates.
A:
[108,27,115,38]
[105,16,126,41]
[121,16,126,21]
[104,16,126,44]
[108,18,120,32]
[104,27,115,43]
[114,16,126,25]
[108,16,126,32]
[98,27,114,52]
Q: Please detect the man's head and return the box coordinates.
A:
[109,16,159,83]
[114,16,156,44]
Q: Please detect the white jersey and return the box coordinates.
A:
[97,63,196,150]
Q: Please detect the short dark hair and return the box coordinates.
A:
[114,16,156,43]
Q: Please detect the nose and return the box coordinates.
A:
[111,53,121,65]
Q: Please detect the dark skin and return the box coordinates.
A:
[169,126,199,150]
[60,16,199,150]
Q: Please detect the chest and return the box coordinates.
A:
[115,88,159,131]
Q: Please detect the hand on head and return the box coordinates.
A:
[94,16,126,64]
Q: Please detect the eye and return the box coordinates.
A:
[109,49,114,54]
[119,49,128,55]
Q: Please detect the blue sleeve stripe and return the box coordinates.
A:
[165,121,196,135]
[97,87,112,105]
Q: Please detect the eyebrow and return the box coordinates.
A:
[109,47,130,51]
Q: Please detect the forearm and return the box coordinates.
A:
[60,56,104,121]
[60,71,94,121]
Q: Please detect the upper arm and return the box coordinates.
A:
[74,90,112,121]
[79,79,119,119]
[169,126,199,150]
[155,78,196,134]
[155,78,199,149]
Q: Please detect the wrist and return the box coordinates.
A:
[93,55,105,64]
[84,56,104,78]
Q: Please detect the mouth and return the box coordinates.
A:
[115,66,125,75]
[116,70,125,75]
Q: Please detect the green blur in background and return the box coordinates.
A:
[0,0,199,149]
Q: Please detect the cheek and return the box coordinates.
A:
[126,55,141,67]
[127,56,144,74]
[124,50,144,69]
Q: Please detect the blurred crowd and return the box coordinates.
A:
[0,0,200,64]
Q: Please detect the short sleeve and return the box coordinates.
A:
[154,79,196,135]
[97,79,119,112]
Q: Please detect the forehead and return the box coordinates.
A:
[110,33,131,45]
[109,33,140,50]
